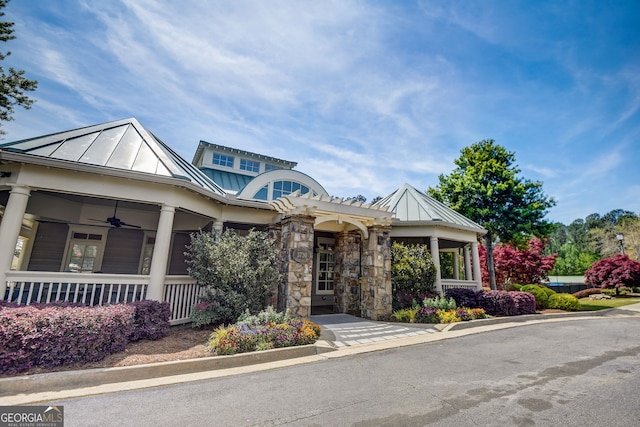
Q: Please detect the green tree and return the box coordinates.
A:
[0,0,37,135]
[391,242,436,308]
[429,139,556,290]
[185,229,282,326]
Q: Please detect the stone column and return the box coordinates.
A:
[464,245,472,281]
[430,236,443,295]
[361,226,392,320]
[0,185,31,299]
[147,204,176,301]
[471,241,482,290]
[280,215,314,318]
[334,231,361,315]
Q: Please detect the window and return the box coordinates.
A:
[316,243,334,294]
[264,164,280,172]
[65,231,105,272]
[273,180,310,199]
[253,185,269,200]
[139,235,156,275]
[240,159,260,172]
[213,153,234,168]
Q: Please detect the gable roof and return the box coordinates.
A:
[374,183,486,233]
[0,118,226,196]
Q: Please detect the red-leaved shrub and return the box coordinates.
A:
[129,300,172,341]
[0,304,135,375]
[584,254,640,291]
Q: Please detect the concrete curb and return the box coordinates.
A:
[3,306,639,402]
[0,343,337,397]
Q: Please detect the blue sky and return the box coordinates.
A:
[2,0,639,224]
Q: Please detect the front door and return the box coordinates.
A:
[312,237,335,314]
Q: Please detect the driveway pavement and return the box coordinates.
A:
[311,314,438,347]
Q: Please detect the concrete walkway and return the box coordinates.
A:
[311,314,438,347]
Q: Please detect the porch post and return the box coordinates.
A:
[334,231,362,316]
[0,185,31,299]
[361,226,392,320]
[430,236,443,295]
[213,220,224,232]
[280,214,314,318]
[471,241,482,290]
[453,250,460,280]
[464,245,472,281]
[147,204,176,301]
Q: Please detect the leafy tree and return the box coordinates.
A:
[185,229,281,326]
[549,242,599,276]
[429,140,556,290]
[346,194,367,202]
[584,254,640,294]
[391,242,437,309]
[478,238,556,288]
[0,0,37,135]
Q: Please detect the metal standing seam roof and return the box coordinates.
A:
[199,168,254,193]
[374,183,486,232]
[0,118,226,197]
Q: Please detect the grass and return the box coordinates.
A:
[578,297,640,311]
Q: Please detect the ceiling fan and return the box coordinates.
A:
[91,201,141,228]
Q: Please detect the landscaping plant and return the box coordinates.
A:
[391,242,437,309]
[186,228,282,326]
[207,307,321,355]
[584,254,640,295]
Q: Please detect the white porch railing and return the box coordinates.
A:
[441,279,481,294]
[2,271,200,325]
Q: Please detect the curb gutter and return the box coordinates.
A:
[0,343,336,397]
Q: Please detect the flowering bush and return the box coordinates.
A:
[572,288,602,299]
[509,291,537,315]
[416,306,439,323]
[208,308,321,355]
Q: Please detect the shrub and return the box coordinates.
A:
[392,308,418,323]
[617,286,633,295]
[0,304,135,375]
[548,293,580,311]
[129,300,171,341]
[185,229,282,327]
[391,242,437,309]
[504,284,522,291]
[444,288,480,308]
[585,254,640,293]
[477,290,517,316]
[416,306,439,323]
[509,291,537,315]
[520,285,552,310]
[237,305,289,326]
[423,296,457,310]
[572,288,602,299]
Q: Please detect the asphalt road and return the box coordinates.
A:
[53,316,640,426]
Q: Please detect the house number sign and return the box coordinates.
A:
[291,248,312,263]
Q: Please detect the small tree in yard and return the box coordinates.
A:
[391,242,437,309]
[479,238,557,288]
[185,229,282,327]
[584,254,640,295]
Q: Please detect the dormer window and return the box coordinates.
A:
[213,153,234,168]
[240,159,260,173]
